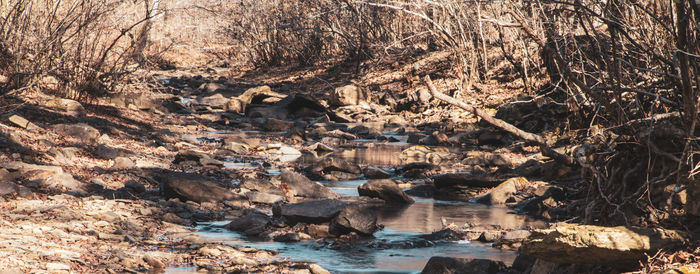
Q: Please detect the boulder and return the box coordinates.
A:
[1,161,85,194]
[363,166,391,179]
[330,85,367,106]
[358,180,414,204]
[473,177,528,205]
[273,199,347,224]
[45,98,85,116]
[280,169,339,199]
[421,257,506,274]
[405,184,436,198]
[197,93,228,107]
[520,223,687,266]
[329,204,378,236]
[226,210,271,236]
[52,123,100,143]
[311,158,362,175]
[156,172,238,203]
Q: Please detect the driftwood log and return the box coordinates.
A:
[423,75,574,165]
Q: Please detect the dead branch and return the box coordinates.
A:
[424,75,575,166]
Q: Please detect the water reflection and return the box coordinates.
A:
[377,201,545,233]
[298,145,409,166]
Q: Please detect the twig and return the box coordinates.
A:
[424,75,575,166]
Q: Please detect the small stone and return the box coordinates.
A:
[111,157,135,169]
[8,114,38,130]
[143,254,165,269]
[199,246,222,257]
[309,264,330,274]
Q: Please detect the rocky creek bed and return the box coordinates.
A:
[0,68,697,273]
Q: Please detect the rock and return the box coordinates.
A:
[432,173,502,189]
[199,246,222,257]
[478,231,503,242]
[520,223,687,266]
[111,157,135,169]
[421,257,506,274]
[309,264,331,274]
[1,161,85,193]
[311,158,362,175]
[330,84,367,106]
[276,145,302,156]
[172,150,210,165]
[306,224,332,238]
[156,171,238,203]
[226,210,271,236]
[286,94,328,118]
[225,98,245,113]
[329,204,378,236]
[143,254,165,269]
[45,98,86,116]
[95,144,134,159]
[162,212,187,224]
[405,184,435,198]
[493,230,531,248]
[0,181,19,195]
[53,123,101,142]
[263,118,294,131]
[197,93,228,107]
[240,179,277,192]
[124,180,146,193]
[308,142,334,152]
[473,177,527,205]
[363,166,391,179]
[358,180,414,204]
[273,199,347,224]
[238,85,286,105]
[246,191,285,204]
[200,82,227,93]
[7,114,38,130]
[421,228,467,241]
[274,232,312,242]
[280,169,339,199]
[222,140,249,155]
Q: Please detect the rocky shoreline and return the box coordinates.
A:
[1,68,697,273]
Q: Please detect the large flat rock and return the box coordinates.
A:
[156,171,238,203]
[274,199,347,224]
[520,223,687,266]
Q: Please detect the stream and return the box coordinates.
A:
[173,134,544,273]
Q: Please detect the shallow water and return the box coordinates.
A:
[192,183,542,273]
[184,135,542,273]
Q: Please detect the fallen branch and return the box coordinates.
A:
[424,75,575,166]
